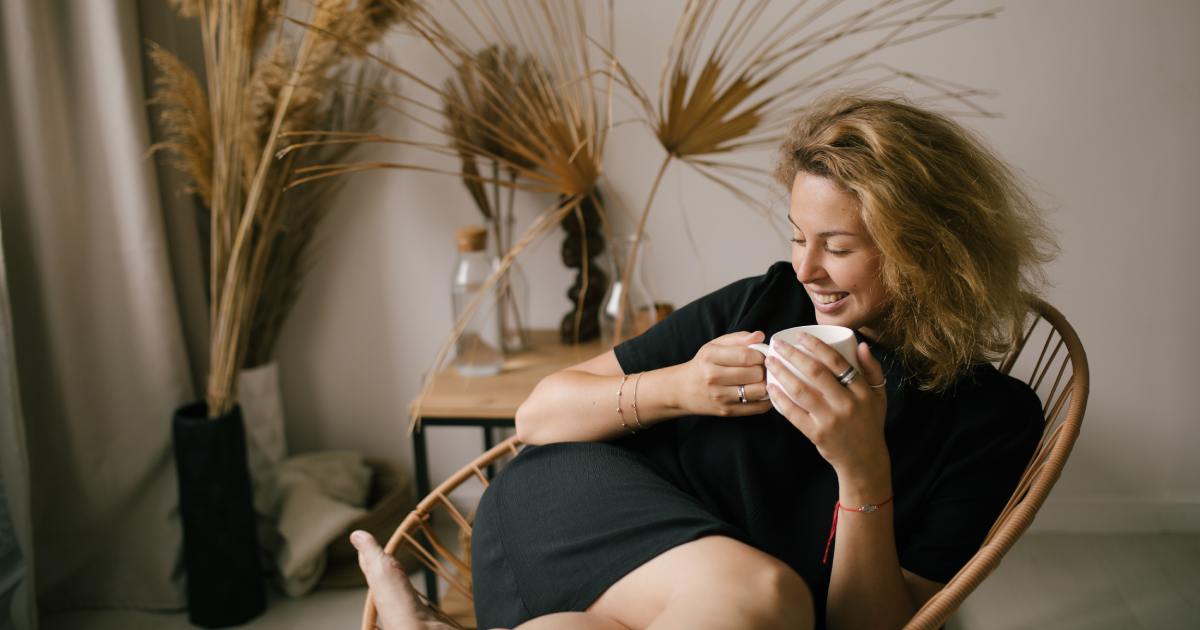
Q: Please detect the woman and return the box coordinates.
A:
[359,91,1057,630]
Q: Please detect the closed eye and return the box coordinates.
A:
[792,238,850,256]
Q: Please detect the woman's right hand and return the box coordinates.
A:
[674,330,773,417]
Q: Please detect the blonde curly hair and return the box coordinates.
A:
[775,91,1057,391]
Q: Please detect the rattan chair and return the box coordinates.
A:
[364,298,1089,630]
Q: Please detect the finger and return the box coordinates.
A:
[744,381,770,402]
[767,383,817,436]
[795,333,852,375]
[707,365,767,386]
[715,381,765,407]
[710,330,765,346]
[857,342,886,390]
[705,343,767,368]
[771,339,845,399]
[730,400,774,416]
[765,355,832,417]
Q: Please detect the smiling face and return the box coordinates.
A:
[788,172,889,340]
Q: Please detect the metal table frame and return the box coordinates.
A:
[411,416,516,601]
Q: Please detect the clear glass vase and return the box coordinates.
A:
[494,257,530,354]
[600,234,665,346]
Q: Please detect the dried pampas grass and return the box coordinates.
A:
[148,42,213,207]
[149,0,402,418]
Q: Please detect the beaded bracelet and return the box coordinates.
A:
[616,374,636,434]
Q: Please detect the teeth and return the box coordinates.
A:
[815,292,847,304]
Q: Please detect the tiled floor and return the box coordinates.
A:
[41,533,1200,629]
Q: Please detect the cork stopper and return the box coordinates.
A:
[455,225,488,252]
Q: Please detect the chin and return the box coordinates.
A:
[816,313,863,331]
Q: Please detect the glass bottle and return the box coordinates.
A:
[451,226,503,376]
[600,234,665,346]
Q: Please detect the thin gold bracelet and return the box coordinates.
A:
[617,374,636,434]
[631,372,647,430]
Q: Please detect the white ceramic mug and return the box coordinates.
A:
[748,325,862,411]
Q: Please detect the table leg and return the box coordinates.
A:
[411,422,439,602]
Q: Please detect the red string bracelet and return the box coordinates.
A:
[822,495,894,565]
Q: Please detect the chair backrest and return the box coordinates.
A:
[366,298,1089,630]
[904,297,1089,629]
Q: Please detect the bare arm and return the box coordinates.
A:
[515,331,773,445]
[823,476,942,630]
[764,335,942,629]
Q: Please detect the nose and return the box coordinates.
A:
[794,244,825,284]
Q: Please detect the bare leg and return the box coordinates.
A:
[513,612,629,630]
[588,536,814,630]
[353,530,467,630]
[351,531,628,630]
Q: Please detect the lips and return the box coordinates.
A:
[809,290,849,313]
[812,291,848,305]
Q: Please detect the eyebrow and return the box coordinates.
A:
[786,214,858,238]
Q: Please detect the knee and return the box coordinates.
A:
[673,542,813,630]
[735,559,814,630]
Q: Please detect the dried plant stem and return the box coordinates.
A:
[208,15,317,417]
[612,154,672,344]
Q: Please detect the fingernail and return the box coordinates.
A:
[350,530,368,546]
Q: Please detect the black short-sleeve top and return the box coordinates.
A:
[612,261,1043,618]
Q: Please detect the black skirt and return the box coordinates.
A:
[471,441,744,629]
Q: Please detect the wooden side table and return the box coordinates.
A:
[409,329,604,599]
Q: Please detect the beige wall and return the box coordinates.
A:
[273,1,1200,532]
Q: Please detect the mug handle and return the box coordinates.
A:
[748,343,770,357]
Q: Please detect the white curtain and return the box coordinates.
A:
[0,0,203,616]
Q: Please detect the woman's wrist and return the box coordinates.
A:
[835,459,893,506]
[646,365,684,417]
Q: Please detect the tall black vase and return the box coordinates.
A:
[172,402,266,628]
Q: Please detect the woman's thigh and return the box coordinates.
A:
[472,442,743,627]
[586,535,813,630]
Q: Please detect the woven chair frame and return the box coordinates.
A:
[905,297,1089,628]
[365,298,1088,630]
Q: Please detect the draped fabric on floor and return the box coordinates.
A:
[0,0,209,621]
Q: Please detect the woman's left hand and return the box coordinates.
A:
[766,333,889,484]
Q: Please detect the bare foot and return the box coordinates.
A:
[350,530,455,630]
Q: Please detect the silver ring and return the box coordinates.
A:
[869,378,887,389]
[836,366,859,387]
[737,384,748,404]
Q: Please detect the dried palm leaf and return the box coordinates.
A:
[283,0,616,428]
[600,0,997,340]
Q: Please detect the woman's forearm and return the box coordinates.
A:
[825,474,917,630]
[515,365,690,444]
